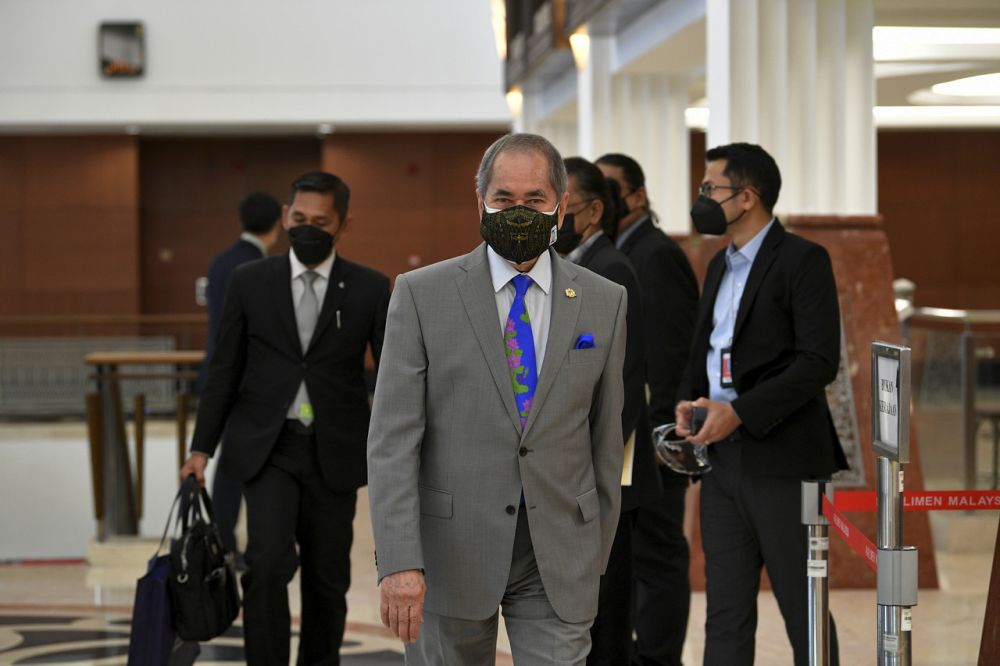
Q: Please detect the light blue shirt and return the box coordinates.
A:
[707,219,775,402]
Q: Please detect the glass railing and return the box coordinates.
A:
[900,305,1000,490]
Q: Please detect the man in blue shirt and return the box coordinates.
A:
[677,143,848,665]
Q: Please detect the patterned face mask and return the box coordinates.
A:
[480,204,559,264]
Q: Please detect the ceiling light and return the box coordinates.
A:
[569,29,590,71]
[873,26,1000,61]
[932,73,1000,97]
[505,87,523,118]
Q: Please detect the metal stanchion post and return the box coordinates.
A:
[802,480,834,666]
[872,342,919,665]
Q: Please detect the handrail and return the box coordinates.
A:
[908,307,1000,326]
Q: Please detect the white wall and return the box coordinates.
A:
[0,0,510,131]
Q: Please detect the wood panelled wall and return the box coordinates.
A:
[0,130,995,317]
[878,130,1000,310]
[139,138,320,315]
[0,136,140,315]
[322,131,506,282]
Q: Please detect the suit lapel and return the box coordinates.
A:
[272,254,302,355]
[577,233,608,268]
[311,258,349,347]
[732,221,784,342]
[523,251,582,438]
[457,245,523,435]
[618,217,651,255]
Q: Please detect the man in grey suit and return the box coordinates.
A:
[368,133,627,664]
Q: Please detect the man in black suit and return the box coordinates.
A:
[180,172,390,665]
[198,192,282,558]
[676,142,847,665]
[557,157,663,665]
[597,153,698,665]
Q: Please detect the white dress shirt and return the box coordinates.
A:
[239,231,268,257]
[487,247,553,374]
[286,247,336,421]
[289,247,336,315]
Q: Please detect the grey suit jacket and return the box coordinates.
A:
[367,244,626,624]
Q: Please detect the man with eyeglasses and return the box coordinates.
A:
[677,142,847,665]
[368,133,627,664]
[596,153,698,666]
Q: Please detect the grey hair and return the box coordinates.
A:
[475,133,568,199]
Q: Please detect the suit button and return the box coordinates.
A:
[505,505,516,515]
[518,446,528,457]
[301,362,307,369]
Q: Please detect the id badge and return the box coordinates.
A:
[720,347,734,388]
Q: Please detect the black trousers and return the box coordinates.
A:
[211,458,243,554]
[700,440,840,666]
[241,427,357,666]
[588,505,634,665]
[630,469,691,665]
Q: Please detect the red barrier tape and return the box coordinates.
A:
[834,490,1000,512]
[822,495,878,571]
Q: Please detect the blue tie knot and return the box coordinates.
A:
[512,273,532,298]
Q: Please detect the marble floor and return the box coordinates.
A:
[0,420,997,664]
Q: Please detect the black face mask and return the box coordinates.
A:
[690,192,744,235]
[480,205,559,264]
[552,213,582,255]
[288,224,335,265]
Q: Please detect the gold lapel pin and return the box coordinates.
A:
[565,288,577,298]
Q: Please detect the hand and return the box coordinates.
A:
[675,400,694,437]
[179,452,209,487]
[380,569,426,644]
[687,398,741,445]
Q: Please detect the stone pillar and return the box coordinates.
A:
[706,0,760,148]
[706,0,875,216]
[575,31,615,159]
[845,0,877,214]
[650,74,692,233]
[786,0,819,213]
[539,118,578,160]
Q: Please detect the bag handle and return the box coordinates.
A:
[155,475,197,556]
[177,474,219,532]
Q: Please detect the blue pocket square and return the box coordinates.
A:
[575,333,595,350]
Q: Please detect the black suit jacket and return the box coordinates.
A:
[577,234,662,511]
[678,221,848,478]
[617,218,699,427]
[192,252,391,491]
[198,238,264,390]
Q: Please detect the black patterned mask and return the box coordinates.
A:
[480,204,559,264]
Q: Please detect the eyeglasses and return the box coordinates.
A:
[698,183,743,197]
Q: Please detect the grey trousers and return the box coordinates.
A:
[405,508,594,665]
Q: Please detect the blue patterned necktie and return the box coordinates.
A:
[504,274,537,429]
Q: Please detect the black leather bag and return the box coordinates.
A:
[168,474,241,642]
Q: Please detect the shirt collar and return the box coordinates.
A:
[614,214,649,249]
[567,229,604,264]
[487,246,552,295]
[289,248,336,281]
[240,231,268,257]
[726,217,775,268]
